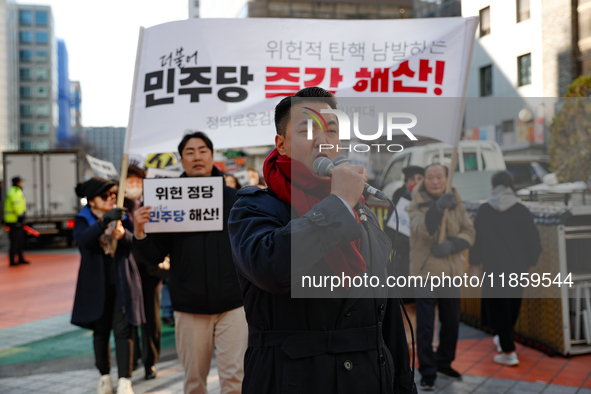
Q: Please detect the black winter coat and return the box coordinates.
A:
[71,205,144,329]
[469,202,542,298]
[229,187,416,394]
[133,168,243,315]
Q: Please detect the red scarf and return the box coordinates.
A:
[263,148,366,282]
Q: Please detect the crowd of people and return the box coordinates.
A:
[2,86,541,394]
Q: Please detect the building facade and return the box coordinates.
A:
[57,39,71,143]
[17,4,58,151]
[247,0,412,19]
[461,0,581,156]
[70,81,82,135]
[578,0,591,75]
[0,0,19,154]
[83,127,125,171]
[190,0,413,19]
[413,0,461,18]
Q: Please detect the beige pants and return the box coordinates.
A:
[175,307,248,394]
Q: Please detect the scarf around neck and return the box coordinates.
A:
[263,148,366,283]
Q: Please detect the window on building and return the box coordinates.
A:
[20,86,32,98]
[35,32,48,45]
[517,0,530,22]
[35,10,48,26]
[21,123,34,135]
[36,68,49,80]
[36,104,50,116]
[20,105,33,116]
[479,7,491,37]
[20,141,33,150]
[19,10,32,25]
[36,140,50,150]
[19,31,33,44]
[518,53,532,86]
[37,122,50,134]
[20,68,32,80]
[36,86,49,98]
[480,65,493,96]
[19,50,32,62]
[581,7,591,40]
[502,119,514,133]
[35,50,48,62]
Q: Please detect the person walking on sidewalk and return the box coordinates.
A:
[124,164,165,380]
[408,164,475,391]
[4,176,29,266]
[71,178,145,394]
[133,132,247,394]
[469,171,541,367]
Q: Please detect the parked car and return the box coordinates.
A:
[378,140,506,201]
[503,155,551,190]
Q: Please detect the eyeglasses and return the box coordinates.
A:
[99,191,117,201]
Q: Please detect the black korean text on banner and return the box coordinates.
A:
[142,177,224,233]
[129,18,478,155]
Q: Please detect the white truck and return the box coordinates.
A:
[378,140,507,202]
[3,150,83,245]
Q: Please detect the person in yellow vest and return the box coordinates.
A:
[5,176,29,266]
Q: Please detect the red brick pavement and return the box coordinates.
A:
[0,252,80,330]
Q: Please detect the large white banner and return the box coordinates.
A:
[129,17,478,155]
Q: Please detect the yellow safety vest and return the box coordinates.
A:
[4,186,26,223]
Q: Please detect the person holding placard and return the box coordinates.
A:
[228,87,415,394]
[133,132,246,394]
[71,178,144,394]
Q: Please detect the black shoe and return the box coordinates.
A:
[420,375,436,391]
[145,365,157,380]
[9,262,18,266]
[437,366,462,381]
[18,260,30,265]
[162,316,175,326]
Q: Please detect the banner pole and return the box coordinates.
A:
[111,26,145,256]
[117,26,145,208]
[436,17,478,245]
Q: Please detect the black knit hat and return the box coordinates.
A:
[75,177,116,200]
[491,171,515,191]
[402,166,424,180]
[11,176,22,186]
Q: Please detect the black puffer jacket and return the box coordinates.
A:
[133,167,242,314]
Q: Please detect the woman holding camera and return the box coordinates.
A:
[71,177,144,394]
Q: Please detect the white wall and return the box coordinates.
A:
[462,0,544,98]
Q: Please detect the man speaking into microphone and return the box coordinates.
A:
[228,87,415,394]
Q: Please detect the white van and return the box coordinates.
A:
[378,140,506,202]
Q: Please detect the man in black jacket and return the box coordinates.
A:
[470,171,541,367]
[228,87,416,394]
[133,132,246,394]
[384,166,424,297]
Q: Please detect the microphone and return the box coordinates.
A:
[331,155,368,224]
[312,156,389,201]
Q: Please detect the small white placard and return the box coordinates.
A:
[143,177,224,233]
[146,168,183,179]
[231,170,249,187]
[86,154,119,181]
[386,197,411,237]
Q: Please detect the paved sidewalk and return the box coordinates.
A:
[1,249,591,393]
